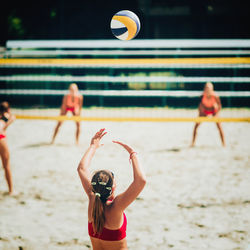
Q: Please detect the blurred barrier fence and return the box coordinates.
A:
[0,39,249,122]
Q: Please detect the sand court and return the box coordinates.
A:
[0,109,250,250]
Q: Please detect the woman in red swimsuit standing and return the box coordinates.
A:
[191,82,225,147]
[51,83,83,144]
[0,102,15,195]
[77,128,146,250]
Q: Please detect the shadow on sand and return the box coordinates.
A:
[21,142,74,148]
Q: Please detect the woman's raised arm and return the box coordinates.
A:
[112,141,146,211]
[77,128,107,197]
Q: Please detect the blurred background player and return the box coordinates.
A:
[51,83,83,145]
[191,82,226,147]
[0,101,15,195]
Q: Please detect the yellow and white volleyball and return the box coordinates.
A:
[110,10,141,41]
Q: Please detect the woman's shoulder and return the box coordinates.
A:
[107,197,126,214]
[66,93,82,99]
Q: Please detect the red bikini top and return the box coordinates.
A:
[88,213,127,241]
[201,94,217,108]
[65,94,81,108]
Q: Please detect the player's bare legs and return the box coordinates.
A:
[191,122,201,147]
[76,121,81,145]
[51,110,67,144]
[0,139,13,194]
[216,122,226,146]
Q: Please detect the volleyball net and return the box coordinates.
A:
[0,39,250,122]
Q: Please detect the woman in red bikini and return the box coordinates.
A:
[191,82,225,147]
[77,128,146,250]
[51,83,83,144]
[0,102,15,195]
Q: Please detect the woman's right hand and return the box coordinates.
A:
[112,141,135,154]
[9,114,16,123]
[90,128,107,149]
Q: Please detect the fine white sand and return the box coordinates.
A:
[0,108,250,250]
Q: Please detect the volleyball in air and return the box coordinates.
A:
[110,10,141,41]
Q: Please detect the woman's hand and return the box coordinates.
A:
[90,128,107,148]
[8,114,16,123]
[198,103,205,116]
[112,141,135,154]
